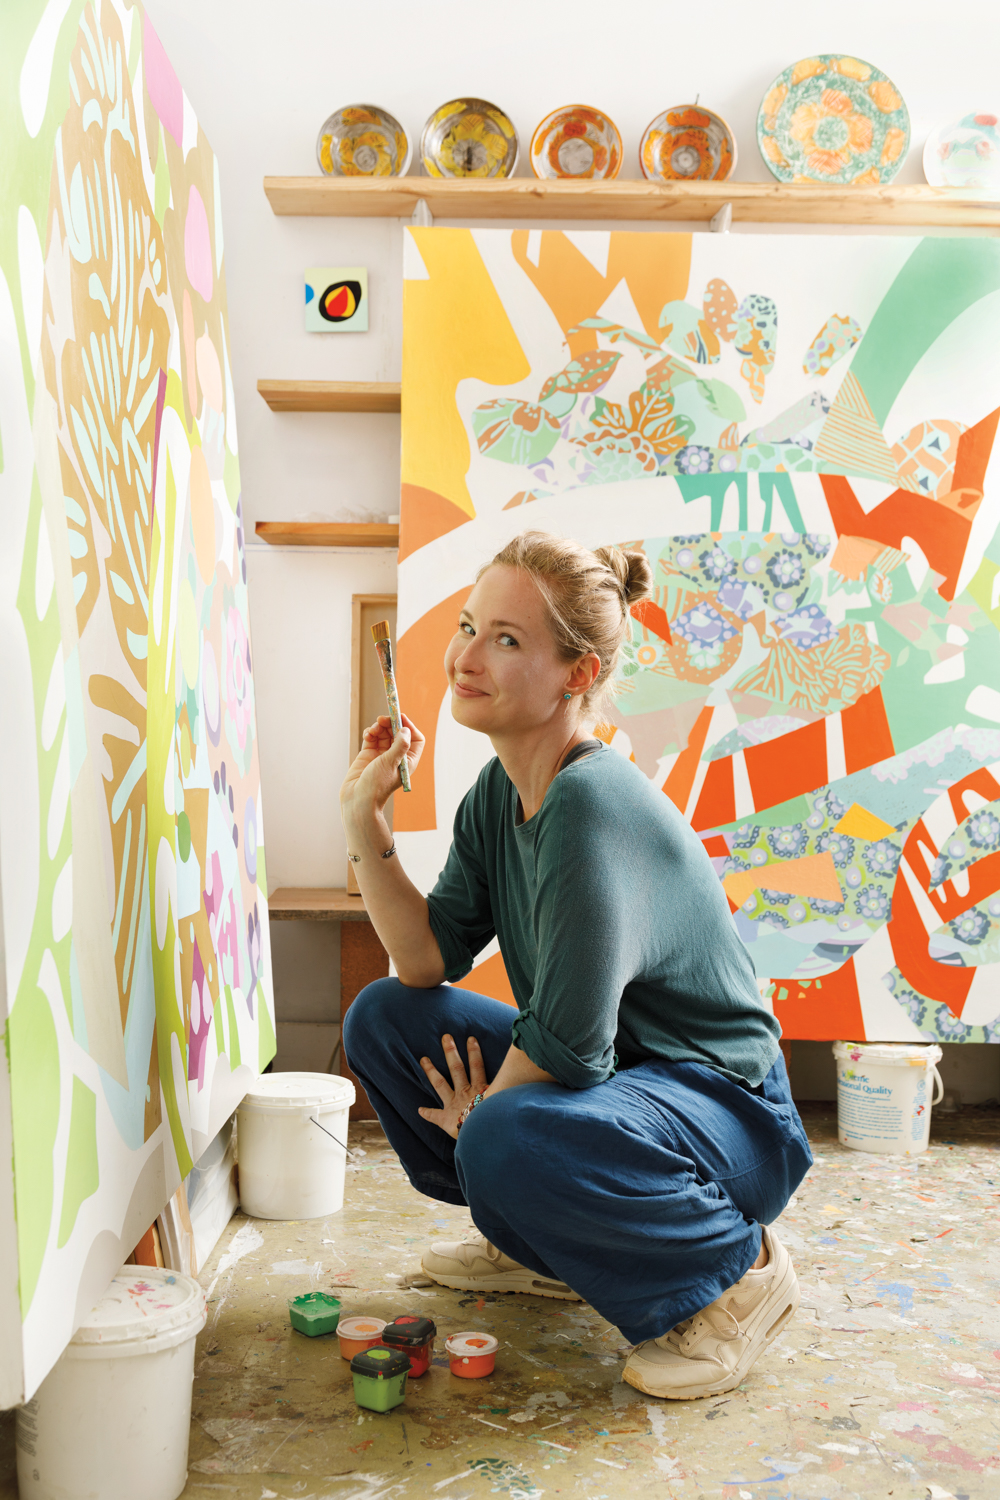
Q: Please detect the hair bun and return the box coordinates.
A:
[595,544,653,608]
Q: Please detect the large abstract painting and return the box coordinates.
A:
[1,0,273,1400]
[397,227,1000,1053]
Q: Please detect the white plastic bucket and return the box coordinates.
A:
[833,1041,944,1156]
[16,1267,206,1500]
[237,1071,356,1219]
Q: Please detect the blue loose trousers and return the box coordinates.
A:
[343,978,812,1345]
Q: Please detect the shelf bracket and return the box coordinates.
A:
[709,201,732,234]
[411,197,433,228]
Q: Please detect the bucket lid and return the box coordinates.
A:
[338,1315,386,1341]
[350,1346,410,1380]
[238,1071,356,1111]
[71,1267,206,1347]
[447,1331,498,1358]
[382,1314,436,1346]
[832,1040,943,1065]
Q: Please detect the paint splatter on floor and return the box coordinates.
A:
[1,1104,998,1498]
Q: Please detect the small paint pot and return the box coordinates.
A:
[350,1346,410,1412]
[337,1315,387,1361]
[380,1314,437,1377]
[288,1292,341,1337]
[446,1331,498,1379]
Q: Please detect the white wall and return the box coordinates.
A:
[145,0,1000,1043]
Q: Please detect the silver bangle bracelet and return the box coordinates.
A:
[347,843,397,863]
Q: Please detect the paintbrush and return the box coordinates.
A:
[371,620,411,793]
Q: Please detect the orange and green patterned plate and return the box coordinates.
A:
[757,55,910,185]
[316,104,411,177]
[420,98,518,178]
[640,105,737,182]
[530,105,622,180]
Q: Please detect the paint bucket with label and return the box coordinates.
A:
[237,1072,355,1220]
[833,1041,944,1156]
[16,1267,206,1500]
[446,1331,499,1378]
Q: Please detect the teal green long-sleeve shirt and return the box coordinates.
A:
[425,743,780,1091]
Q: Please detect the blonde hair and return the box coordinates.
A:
[480,530,653,717]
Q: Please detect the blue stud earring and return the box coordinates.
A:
[563,693,572,700]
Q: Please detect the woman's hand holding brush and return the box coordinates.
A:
[341,712,423,832]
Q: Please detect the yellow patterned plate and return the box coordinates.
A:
[530,105,622,180]
[420,98,518,178]
[316,104,411,177]
[757,55,910,184]
[640,105,737,182]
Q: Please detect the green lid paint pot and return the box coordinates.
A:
[350,1346,410,1412]
[446,1330,498,1378]
[337,1314,386,1361]
[287,1292,341,1337]
[380,1314,437,1377]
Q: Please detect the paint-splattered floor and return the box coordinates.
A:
[2,1104,999,1500]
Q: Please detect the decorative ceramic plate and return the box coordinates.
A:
[420,98,518,178]
[316,104,411,177]
[757,55,910,184]
[924,113,1000,190]
[530,105,622,180]
[640,105,736,182]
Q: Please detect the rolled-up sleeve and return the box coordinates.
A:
[425,787,496,982]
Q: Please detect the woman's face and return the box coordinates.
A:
[444,566,595,737]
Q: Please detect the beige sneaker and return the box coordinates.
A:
[421,1230,582,1300]
[622,1227,799,1400]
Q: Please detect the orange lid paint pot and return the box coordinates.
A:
[446,1331,499,1379]
[337,1315,387,1361]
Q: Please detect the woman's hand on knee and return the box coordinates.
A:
[418,1034,488,1140]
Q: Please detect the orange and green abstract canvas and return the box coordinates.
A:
[0,0,273,1400]
[397,227,1000,1051]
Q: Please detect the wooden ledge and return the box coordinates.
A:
[264,175,1000,228]
[254,522,399,549]
[258,380,401,413]
[269,887,370,921]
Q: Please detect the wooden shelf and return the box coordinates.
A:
[255,522,399,548]
[258,380,401,413]
[269,887,370,921]
[264,176,1000,228]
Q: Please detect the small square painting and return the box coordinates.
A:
[305,266,368,331]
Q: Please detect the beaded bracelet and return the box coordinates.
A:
[457,1093,486,1131]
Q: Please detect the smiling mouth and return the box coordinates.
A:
[454,681,489,698]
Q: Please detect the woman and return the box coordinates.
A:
[340,531,811,1401]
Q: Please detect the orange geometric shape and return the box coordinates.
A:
[829,533,883,581]
[947,404,1000,518]
[511,229,692,356]
[452,951,518,1009]
[771,959,866,1041]
[398,483,472,561]
[723,850,843,907]
[692,758,735,831]
[834,802,896,841]
[821,473,972,602]
[662,705,713,814]
[947,765,1000,826]
[631,597,672,644]
[395,586,471,833]
[887,874,974,1018]
[841,685,895,774]
[744,717,827,813]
